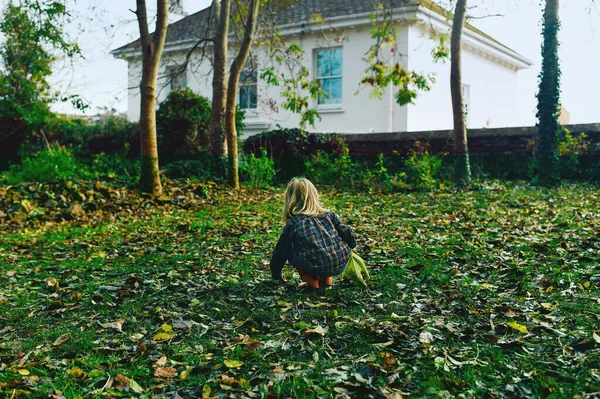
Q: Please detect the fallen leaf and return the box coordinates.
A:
[304,325,326,336]
[161,323,173,333]
[99,320,124,332]
[155,355,167,367]
[53,333,70,347]
[17,368,30,376]
[223,359,244,369]
[593,332,600,344]
[154,367,177,378]
[153,332,172,341]
[382,352,397,371]
[202,384,211,398]
[113,374,130,391]
[507,321,528,334]
[6,270,16,277]
[419,331,434,344]
[46,277,59,289]
[129,378,144,393]
[66,368,86,380]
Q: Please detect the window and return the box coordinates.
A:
[315,47,343,105]
[166,65,187,91]
[239,61,257,110]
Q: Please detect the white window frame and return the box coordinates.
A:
[314,47,343,108]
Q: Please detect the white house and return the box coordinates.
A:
[113,0,532,137]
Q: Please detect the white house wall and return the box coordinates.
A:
[406,24,520,131]
[125,25,411,136]
[124,15,525,136]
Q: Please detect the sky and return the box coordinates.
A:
[42,0,600,126]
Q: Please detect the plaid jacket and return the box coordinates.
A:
[270,212,357,280]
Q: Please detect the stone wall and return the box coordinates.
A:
[339,123,600,157]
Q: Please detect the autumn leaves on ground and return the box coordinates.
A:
[1,181,600,398]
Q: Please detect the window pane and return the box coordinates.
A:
[318,78,330,104]
[331,49,343,76]
[330,78,342,102]
[316,50,329,78]
[240,86,248,109]
[249,85,257,109]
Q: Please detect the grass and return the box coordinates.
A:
[1,181,600,398]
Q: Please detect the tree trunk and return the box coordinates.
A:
[136,0,168,196]
[537,0,561,185]
[209,0,231,176]
[450,0,470,185]
[225,0,260,189]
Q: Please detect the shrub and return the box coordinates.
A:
[242,128,345,181]
[305,146,358,189]
[89,148,140,184]
[163,158,216,181]
[392,142,442,191]
[3,146,89,184]
[240,148,277,189]
[156,89,246,160]
[156,89,211,159]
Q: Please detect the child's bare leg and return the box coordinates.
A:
[318,276,333,287]
[297,268,319,289]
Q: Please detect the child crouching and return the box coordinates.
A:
[269,178,357,290]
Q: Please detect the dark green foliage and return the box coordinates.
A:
[536,0,561,185]
[156,89,245,161]
[242,128,345,181]
[239,148,276,189]
[156,89,212,159]
[163,158,216,181]
[305,147,357,189]
[0,1,81,168]
[47,113,140,158]
[3,146,87,183]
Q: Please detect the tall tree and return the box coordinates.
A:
[536,0,561,185]
[450,0,471,185]
[224,0,260,189]
[209,0,261,189]
[135,0,169,196]
[208,0,231,174]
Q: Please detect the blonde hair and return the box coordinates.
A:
[281,178,327,224]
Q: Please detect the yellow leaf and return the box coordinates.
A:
[66,367,86,379]
[223,360,243,369]
[202,384,211,398]
[546,286,553,294]
[130,378,144,393]
[179,367,191,380]
[17,368,30,376]
[153,332,172,341]
[584,281,591,289]
[507,321,528,334]
[480,283,494,290]
[161,324,173,333]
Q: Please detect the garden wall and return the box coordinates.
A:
[339,123,600,157]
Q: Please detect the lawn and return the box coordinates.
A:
[1,181,599,398]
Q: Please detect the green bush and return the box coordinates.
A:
[3,146,89,184]
[163,159,216,181]
[392,143,443,191]
[156,89,211,159]
[89,148,140,184]
[305,146,359,189]
[242,128,345,181]
[156,89,245,160]
[240,148,276,189]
